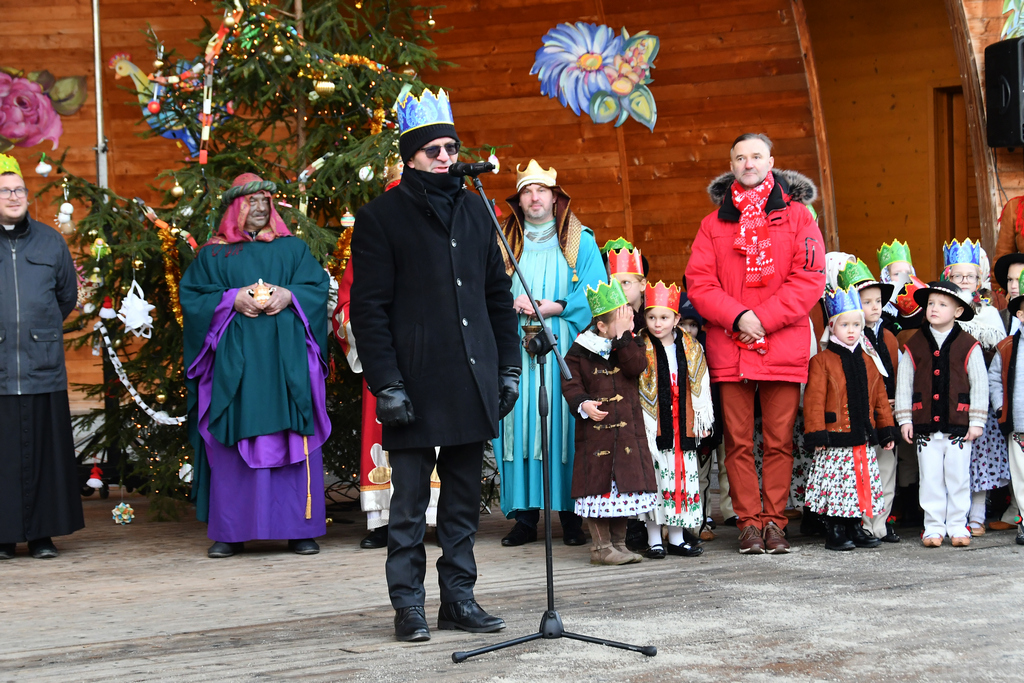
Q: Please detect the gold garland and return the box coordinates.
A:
[159,226,184,328]
[328,227,353,282]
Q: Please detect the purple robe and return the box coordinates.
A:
[187,290,330,542]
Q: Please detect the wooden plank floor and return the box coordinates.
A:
[3,493,1024,682]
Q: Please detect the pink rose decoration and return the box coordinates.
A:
[0,73,63,150]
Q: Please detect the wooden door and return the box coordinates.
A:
[933,85,982,277]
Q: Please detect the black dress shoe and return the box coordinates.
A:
[28,538,58,559]
[881,523,901,543]
[644,544,667,559]
[706,516,717,530]
[394,606,431,642]
[624,519,648,552]
[847,521,882,548]
[562,527,588,546]
[500,522,537,547]
[666,541,703,557]
[799,506,826,536]
[360,525,388,549]
[824,518,855,551]
[207,541,245,558]
[723,516,739,527]
[288,538,320,555]
[0,543,15,560]
[437,599,505,633]
[1017,522,1024,546]
[682,528,703,547]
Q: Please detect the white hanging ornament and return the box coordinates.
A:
[86,465,104,489]
[36,160,52,177]
[488,152,500,173]
[116,280,156,338]
[358,165,374,182]
[179,462,194,483]
[57,202,74,234]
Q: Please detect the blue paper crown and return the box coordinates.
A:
[943,238,981,267]
[395,88,455,136]
[823,286,863,321]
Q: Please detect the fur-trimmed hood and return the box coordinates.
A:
[706,169,818,207]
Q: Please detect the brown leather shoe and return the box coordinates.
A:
[987,520,1016,531]
[762,522,791,554]
[738,525,764,554]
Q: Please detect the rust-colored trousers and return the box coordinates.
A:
[719,380,800,530]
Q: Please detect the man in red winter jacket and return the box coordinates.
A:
[685,133,826,555]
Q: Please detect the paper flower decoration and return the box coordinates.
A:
[112,502,135,525]
[117,280,156,338]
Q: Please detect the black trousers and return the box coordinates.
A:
[386,442,483,609]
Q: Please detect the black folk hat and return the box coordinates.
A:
[993,252,1024,291]
[912,280,975,321]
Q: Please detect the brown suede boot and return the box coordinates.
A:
[587,519,642,565]
[609,518,643,563]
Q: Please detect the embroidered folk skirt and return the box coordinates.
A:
[574,480,657,519]
[804,445,884,519]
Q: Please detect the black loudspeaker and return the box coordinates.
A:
[986,37,1024,148]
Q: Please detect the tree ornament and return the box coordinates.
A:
[91,237,110,258]
[170,181,184,198]
[117,280,156,338]
[36,160,53,177]
[132,258,145,269]
[193,186,204,196]
[111,338,123,349]
[91,268,105,286]
[57,202,75,234]
[179,205,194,217]
[282,55,293,63]
[273,44,285,55]
[488,150,500,173]
[156,391,167,404]
[99,296,117,319]
[341,209,355,230]
[87,465,104,489]
[153,59,164,69]
[179,462,194,483]
[112,502,135,525]
[315,80,336,96]
[307,90,320,102]
[358,165,374,182]
[147,99,161,114]
[223,14,235,27]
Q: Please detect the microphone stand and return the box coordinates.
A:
[450,169,657,664]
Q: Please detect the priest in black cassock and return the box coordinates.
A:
[0,154,82,560]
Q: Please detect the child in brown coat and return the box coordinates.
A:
[562,279,658,565]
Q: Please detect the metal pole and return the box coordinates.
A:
[91,0,108,188]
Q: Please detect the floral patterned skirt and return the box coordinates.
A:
[639,447,702,528]
[575,480,657,519]
[804,446,884,518]
[970,411,1010,492]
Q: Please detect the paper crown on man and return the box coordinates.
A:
[877,239,913,271]
[645,281,680,311]
[823,285,863,321]
[943,238,982,267]
[607,244,644,277]
[394,87,459,163]
[836,258,895,304]
[515,159,557,192]
[586,278,628,317]
[206,172,292,246]
[0,154,22,177]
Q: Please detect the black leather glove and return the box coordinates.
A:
[498,366,522,419]
[375,382,415,427]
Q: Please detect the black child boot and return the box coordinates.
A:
[847,519,882,548]
[825,517,855,551]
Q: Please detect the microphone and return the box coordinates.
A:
[448,161,495,177]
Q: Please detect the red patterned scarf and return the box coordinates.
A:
[731,172,776,288]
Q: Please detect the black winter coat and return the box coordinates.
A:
[0,216,77,395]
[350,169,521,450]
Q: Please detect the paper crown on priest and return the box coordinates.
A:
[836,258,895,303]
[644,281,681,311]
[943,238,982,267]
[607,245,644,277]
[515,159,557,192]
[0,154,22,177]
[600,236,634,255]
[894,273,928,316]
[877,239,913,270]
[586,278,629,317]
[206,173,291,246]
[394,87,459,162]
[823,285,863,321]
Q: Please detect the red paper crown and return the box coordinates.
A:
[608,246,643,277]
[644,280,680,311]
[895,274,927,316]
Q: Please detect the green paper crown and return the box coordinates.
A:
[837,258,877,290]
[877,239,913,270]
[600,237,634,255]
[586,278,628,317]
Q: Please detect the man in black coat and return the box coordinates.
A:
[350,89,521,642]
[0,155,81,561]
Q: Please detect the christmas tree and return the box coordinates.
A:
[49,0,446,516]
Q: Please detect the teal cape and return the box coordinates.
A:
[180,237,328,522]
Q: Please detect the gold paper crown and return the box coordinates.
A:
[516,159,557,191]
[0,154,22,177]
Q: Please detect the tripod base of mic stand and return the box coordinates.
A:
[451,610,657,663]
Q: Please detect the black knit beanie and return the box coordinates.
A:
[399,122,460,163]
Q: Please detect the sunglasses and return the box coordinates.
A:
[419,142,460,159]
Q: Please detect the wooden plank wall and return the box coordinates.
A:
[4,0,821,404]
[803,0,963,282]
[427,0,821,283]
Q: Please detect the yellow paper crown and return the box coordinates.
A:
[0,154,22,177]
[516,159,557,191]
